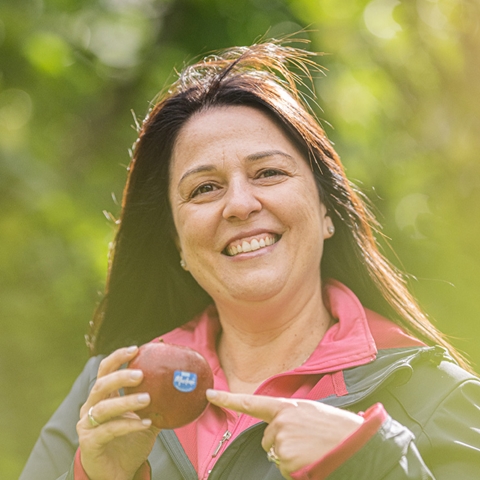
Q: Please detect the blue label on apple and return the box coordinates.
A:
[173,371,198,392]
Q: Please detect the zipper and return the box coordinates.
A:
[212,430,232,457]
[207,424,265,480]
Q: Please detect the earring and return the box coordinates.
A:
[327,225,335,236]
[180,258,187,270]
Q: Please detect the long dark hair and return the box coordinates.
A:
[88,41,469,370]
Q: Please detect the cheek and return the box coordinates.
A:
[176,209,217,259]
[285,188,323,230]
[291,194,326,259]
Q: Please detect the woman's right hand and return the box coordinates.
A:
[76,346,161,480]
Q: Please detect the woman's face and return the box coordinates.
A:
[169,105,333,305]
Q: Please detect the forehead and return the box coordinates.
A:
[170,105,301,171]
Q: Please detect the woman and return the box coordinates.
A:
[21,41,480,480]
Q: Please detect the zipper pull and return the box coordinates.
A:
[212,430,232,457]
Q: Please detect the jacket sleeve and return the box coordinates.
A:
[19,356,103,480]
[290,403,435,480]
[415,377,480,478]
[293,361,480,479]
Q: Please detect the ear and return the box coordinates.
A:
[323,211,335,239]
[173,233,181,251]
[173,235,189,271]
[180,254,188,271]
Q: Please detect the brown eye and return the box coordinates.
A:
[259,169,284,178]
[191,183,217,198]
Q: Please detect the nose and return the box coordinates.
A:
[222,178,262,221]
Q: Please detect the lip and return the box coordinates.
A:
[221,229,282,255]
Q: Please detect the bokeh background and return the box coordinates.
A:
[1,0,479,477]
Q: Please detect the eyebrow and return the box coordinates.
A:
[245,149,294,162]
[178,150,294,184]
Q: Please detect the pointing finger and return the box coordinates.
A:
[206,389,298,423]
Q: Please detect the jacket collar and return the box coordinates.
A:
[323,345,452,408]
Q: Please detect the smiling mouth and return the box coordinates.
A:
[223,234,281,257]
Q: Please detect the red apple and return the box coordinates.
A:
[125,339,214,429]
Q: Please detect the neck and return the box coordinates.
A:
[215,280,332,394]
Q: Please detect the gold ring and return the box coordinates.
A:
[88,406,101,427]
[267,445,280,466]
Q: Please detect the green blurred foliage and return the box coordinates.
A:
[0,0,479,477]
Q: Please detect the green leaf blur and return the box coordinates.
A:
[1,0,479,477]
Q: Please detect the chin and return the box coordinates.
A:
[193,267,289,304]
[224,277,287,304]
[229,290,279,303]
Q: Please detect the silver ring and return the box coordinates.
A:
[267,445,280,466]
[88,406,101,427]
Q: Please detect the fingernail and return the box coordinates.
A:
[127,346,138,354]
[130,370,143,380]
[206,389,217,399]
[142,418,152,426]
[138,393,150,403]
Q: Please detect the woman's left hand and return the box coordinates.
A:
[206,390,363,480]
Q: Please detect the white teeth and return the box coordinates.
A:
[227,235,278,256]
[242,241,252,252]
[250,239,260,251]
